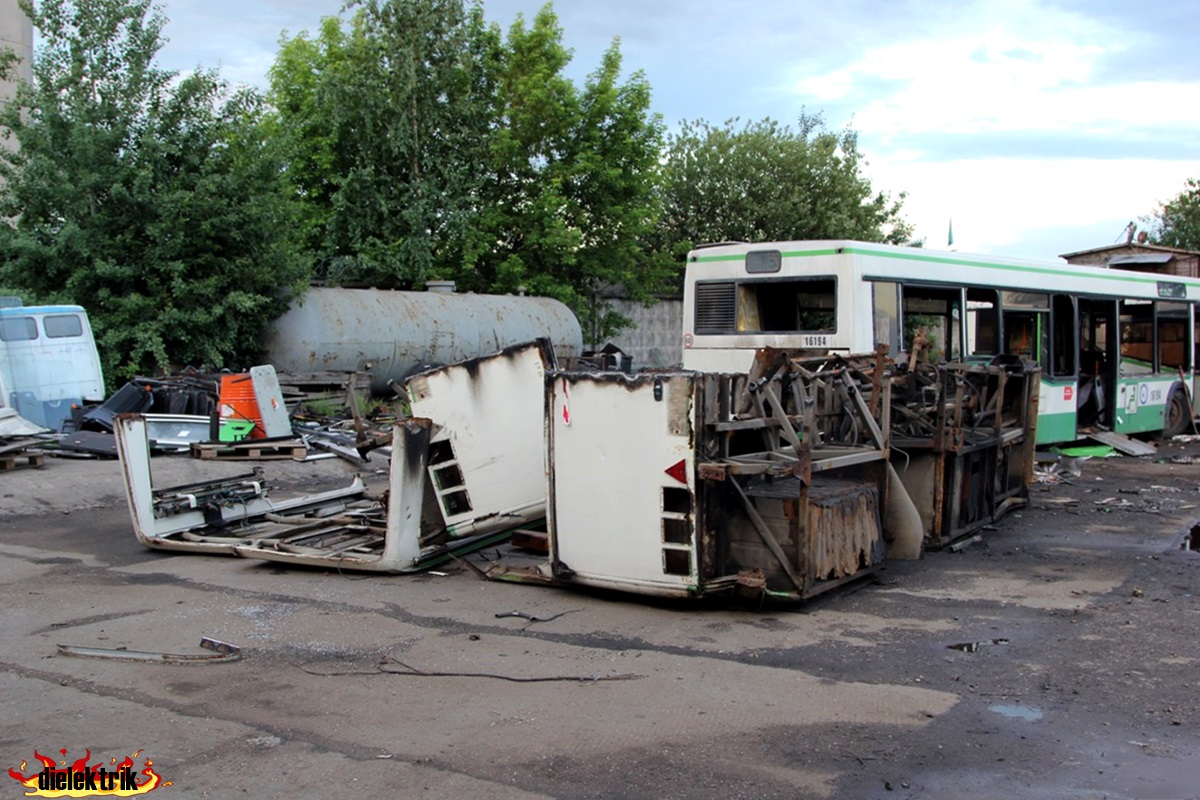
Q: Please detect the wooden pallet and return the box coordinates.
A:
[190,440,307,461]
[0,449,45,471]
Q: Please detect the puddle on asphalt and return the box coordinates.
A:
[989,704,1044,721]
[947,638,1010,652]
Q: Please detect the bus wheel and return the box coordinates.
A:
[1163,389,1192,439]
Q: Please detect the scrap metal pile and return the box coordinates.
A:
[111,340,1039,604]
[888,356,1040,549]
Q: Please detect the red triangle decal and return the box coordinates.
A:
[665,459,688,485]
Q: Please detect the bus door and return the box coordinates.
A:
[1109,298,1192,436]
[999,291,1057,442]
[1156,301,1192,437]
[1194,304,1200,417]
[1041,294,1078,442]
[1114,298,1167,436]
[1079,299,1117,430]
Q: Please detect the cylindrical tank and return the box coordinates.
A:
[263,287,583,393]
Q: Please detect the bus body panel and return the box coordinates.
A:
[1037,378,1078,445]
[1115,376,1179,435]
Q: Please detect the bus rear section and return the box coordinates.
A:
[683,244,863,373]
[0,305,105,431]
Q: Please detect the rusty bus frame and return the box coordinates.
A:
[889,358,1040,548]
[521,351,897,601]
[481,349,1038,603]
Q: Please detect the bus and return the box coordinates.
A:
[681,240,1200,445]
[0,304,105,431]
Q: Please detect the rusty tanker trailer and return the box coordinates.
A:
[262,285,583,394]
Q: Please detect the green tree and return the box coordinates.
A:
[269,2,667,340]
[461,7,669,340]
[0,0,306,382]
[1145,178,1200,251]
[265,16,352,262]
[657,115,915,259]
[270,0,497,287]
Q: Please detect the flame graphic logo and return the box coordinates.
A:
[7,749,170,797]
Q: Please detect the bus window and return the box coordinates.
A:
[902,286,961,363]
[736,278,836,333]
[1003,311,1046,366]
[0,316,37,341]
[44,314,84,338]
[1000,291,1049,309]
[1157,302,1189,371]
[745,250,781,274]
[872,281,900,357]
[1051,294,1076,377]
[1119,299,1154,376]
[966,288,998,357]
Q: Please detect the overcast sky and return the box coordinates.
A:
[152,0,1200,262]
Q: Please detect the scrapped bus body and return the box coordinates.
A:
[480,349,1039,602]
[114,340,553,572]
[0,303,105,431]
[234,339,553,571]
[682,241,1200,444]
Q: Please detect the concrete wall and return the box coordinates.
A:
[604,296,684,369]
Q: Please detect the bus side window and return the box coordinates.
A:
[1157,302,1189,372]
[1119,299,1154,376]
[902,286,961,363]
[872,281,900,357]
[967,288,998,357]
[1051,294,1076,377]
[1000,291,1049,370]
[1003,312,1039,361]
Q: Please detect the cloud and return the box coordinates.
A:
[867,156,1200,256]
[158,0,345,86]
[145,0,1200,261]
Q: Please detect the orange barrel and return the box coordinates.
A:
[219,373,264,439]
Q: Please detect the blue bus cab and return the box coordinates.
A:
[0,304,105,431]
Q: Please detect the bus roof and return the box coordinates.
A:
[0,305,87,316]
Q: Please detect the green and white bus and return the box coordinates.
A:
[682,240,1199,444]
